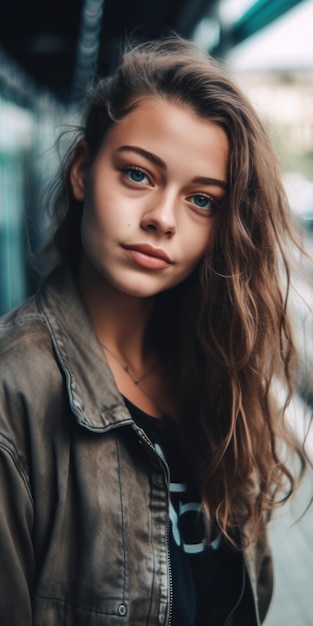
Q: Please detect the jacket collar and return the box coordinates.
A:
[37,265,132,433]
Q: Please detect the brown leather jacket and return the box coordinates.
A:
[0,266,273,625]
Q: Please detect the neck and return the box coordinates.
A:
[77,257,155,364]
[77,256,174,418]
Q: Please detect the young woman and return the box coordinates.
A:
[0,37,308,625]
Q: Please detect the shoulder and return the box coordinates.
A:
[0,296,69,505]
[0,295,66,442]
[0,295,57,378]
[0,294,47,347]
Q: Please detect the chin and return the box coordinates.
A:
[117,285,163,299]
[113,278,174,299]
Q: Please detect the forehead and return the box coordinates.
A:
[102,97,229,182]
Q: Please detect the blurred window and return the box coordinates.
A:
[0,99,32,314]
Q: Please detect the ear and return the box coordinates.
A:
[70,139,90,201]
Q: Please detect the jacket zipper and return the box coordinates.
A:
[166,514,173,626]
[133,424,173,626]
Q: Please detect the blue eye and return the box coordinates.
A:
[189,194,217,211]
[124,168,149,184]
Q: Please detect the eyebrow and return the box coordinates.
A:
[192,176,227,190]
[117,145,166,170]
[116,145,227,189]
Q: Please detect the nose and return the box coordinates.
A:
[140,191,177,237]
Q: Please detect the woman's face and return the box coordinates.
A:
[71,98,229,298]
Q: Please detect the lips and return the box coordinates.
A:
[123,243,173,264]
[122,243,173,270]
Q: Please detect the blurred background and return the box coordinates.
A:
[1,0,312,311]
[0,1,313,623]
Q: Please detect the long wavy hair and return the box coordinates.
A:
[47,36,309,545]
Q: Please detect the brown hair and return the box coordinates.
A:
[47,36,309,544]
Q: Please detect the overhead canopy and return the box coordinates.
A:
[0,0,306,103]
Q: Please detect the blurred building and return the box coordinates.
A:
[225,0,313,180]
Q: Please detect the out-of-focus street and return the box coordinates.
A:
[265,460,313,626]
[264,222,313,626]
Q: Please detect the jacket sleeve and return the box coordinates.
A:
[0,435,34,625]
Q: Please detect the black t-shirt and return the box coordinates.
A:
[124,398,244,626]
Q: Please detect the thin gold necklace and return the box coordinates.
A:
[99,340,156,386]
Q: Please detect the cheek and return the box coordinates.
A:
[183,222,215,266]
[80,200,108,259]
[80,208,95,259]
[80,184,115,236]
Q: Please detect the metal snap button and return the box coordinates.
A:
[118,603,127,616]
